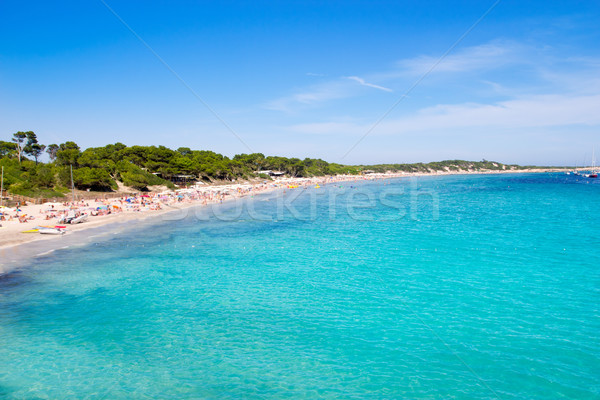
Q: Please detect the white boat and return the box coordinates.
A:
[39,227,66,235]
[70,213,89,224]
[59,212,89,224]
[59,212,75,224]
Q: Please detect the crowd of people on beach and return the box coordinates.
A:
[0,173,398,232]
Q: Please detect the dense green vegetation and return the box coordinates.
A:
[1,131,526,197]
[360,159,520,173]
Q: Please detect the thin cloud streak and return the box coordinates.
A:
[346,76,393,92]
[265,76,393,112]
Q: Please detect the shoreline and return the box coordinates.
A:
[0,168,562,271]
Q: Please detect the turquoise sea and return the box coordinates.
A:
[0,173,599,399]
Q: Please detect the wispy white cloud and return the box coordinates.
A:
[389,93,600,132]
[266,39,600,132]
[396,41,525,76]
[264,80,353,112]
[287,93,600,136]
[264,75,393,112]
[346,76,393,92]
[266,41,524,112]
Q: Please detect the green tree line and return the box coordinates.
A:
[1,131,520,197]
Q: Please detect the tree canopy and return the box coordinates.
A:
[0,131,523,197]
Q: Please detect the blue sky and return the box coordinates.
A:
[1,1,599,165]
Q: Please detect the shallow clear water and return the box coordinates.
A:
[1,173,599,399]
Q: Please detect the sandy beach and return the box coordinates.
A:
[0,173,380,252]
[0,168,561,267]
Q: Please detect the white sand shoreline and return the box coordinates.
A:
[0,169,562,273]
